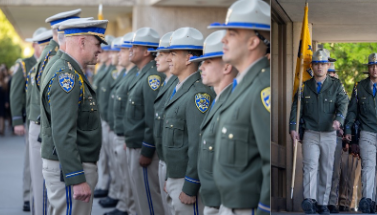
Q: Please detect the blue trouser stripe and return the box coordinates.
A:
[143,167,155,215]
[65,186,69,215]
[65,186,72,215]
[43,180,46,215]
[69,186,72,215]
[193,196,199,215]
[252,208,255,215]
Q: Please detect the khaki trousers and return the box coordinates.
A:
[329,137,343,206]
[339,152,359,207]
[29,122,49,214]
[302,130,337,205]
[218,205,255,215]
[108,131,121,199]
[113,135,136,215]
[359,130,377,200]
[23,123,32,202]
[158,160,172,215]
[42,159,98,215]
[166,178,204,215]
[204,206,220,215]
[96,120,110,191]
[350,158,362,209]
[126,148,164,215]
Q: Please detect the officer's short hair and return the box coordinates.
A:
[146,46,157,57]
[58,33,65,45]
[187,50,201,58]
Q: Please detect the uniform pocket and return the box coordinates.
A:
[164,118,185,148]
[78,98,100,131]
[128,97,144,120]
[323,98,335,114]
[304,97,313,114]
[219,124,249,168]
[200,139,215,173]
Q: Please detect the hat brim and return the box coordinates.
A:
[166,45,203,51]
[95,35,108,45]
[148,47,170,52]
[328,57,336,62]
[189,53,223,63]
[208,22,270,31]
[327,70,336,73]
[25,38,34,42]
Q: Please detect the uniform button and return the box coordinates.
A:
[199,133,201,136]
[222,127,227,134]
[170,125,173,128]
[118,98,121,101]
[111,95,114,98]
[158,116,161,119]
[132,101,134,105]
[209,146,213,151]
[91,108,93,111]
[93,102,95,105]
[90,103,92,105]
[203,140,206,144]
[229,134,233,139]
[262,69,265,73]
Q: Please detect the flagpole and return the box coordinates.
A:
[291,2,309,199]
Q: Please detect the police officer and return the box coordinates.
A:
[93,35,115,199]
[123,27,165,215]
[208,1,271,214]
[326,62,347,213]
[189,30,238,215]
[26,28,53,215]
[162,27,214,215]
[150,31,177,215]
[99,37,124,208]
[40,19,108,215]
[345,53,377,213]
[10,26,46,212]
[106,33,138,215]
[290,49,349,214]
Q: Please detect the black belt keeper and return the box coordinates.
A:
[60,170,65,182]
[116,133,124,136]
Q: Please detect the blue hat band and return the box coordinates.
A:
[368,62,377,65]
[327,69,336,72]
[209,22,270,30]
[312,60,329,63]
[167,45,203,50]
[118,44,132,49]
[38,38,52,45]
[110,47,121,51]
[50,16,80,26]
[190,51,224,61]
[102,45,111,51]
[131,41,159,47]
[64,27,106,37]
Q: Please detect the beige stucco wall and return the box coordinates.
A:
[132,5,228,37]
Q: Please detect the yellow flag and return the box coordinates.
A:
[292,2,313,98]
[98,4,103,20]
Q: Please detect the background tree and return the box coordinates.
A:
[322,43,377,96]
[0,9,23,69]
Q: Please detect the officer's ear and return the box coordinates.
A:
[247,31,261,52]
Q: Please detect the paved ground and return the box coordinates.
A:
[0,123,114,215]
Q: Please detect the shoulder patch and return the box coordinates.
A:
[111,70,118,80]
[261,87,270,112]
[148,75,161,91]
[59,72,75,93]
[195,93,211,113]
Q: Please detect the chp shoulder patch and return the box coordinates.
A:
[59,72,75,93]
[111,70,118,80]
[148,75,161,91]
[195,93,211,113]
[261,87,270,112]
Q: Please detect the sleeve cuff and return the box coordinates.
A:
[256,202,270,215]
[12,117,24,126]
[289,122,297,132]
[64,170,86,186]
[336,114,345,125]
[182,176,201,196]
[345,125,352,135]
[141,142,156,158]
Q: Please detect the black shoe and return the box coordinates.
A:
[23,201,30,212]
[94,189,109,198]
[99,197,119,208]
[359,197,372,213]
[301,198,317,214]
[317,205,330,215]
[371,201,376,213]
[338,205,350,212]
[350,208,356,212]
[104,209,129,215]
[327,205,339,213]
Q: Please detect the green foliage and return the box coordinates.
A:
[322,43,377,97]
[0,36,22,68]
[0,9,23,68]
